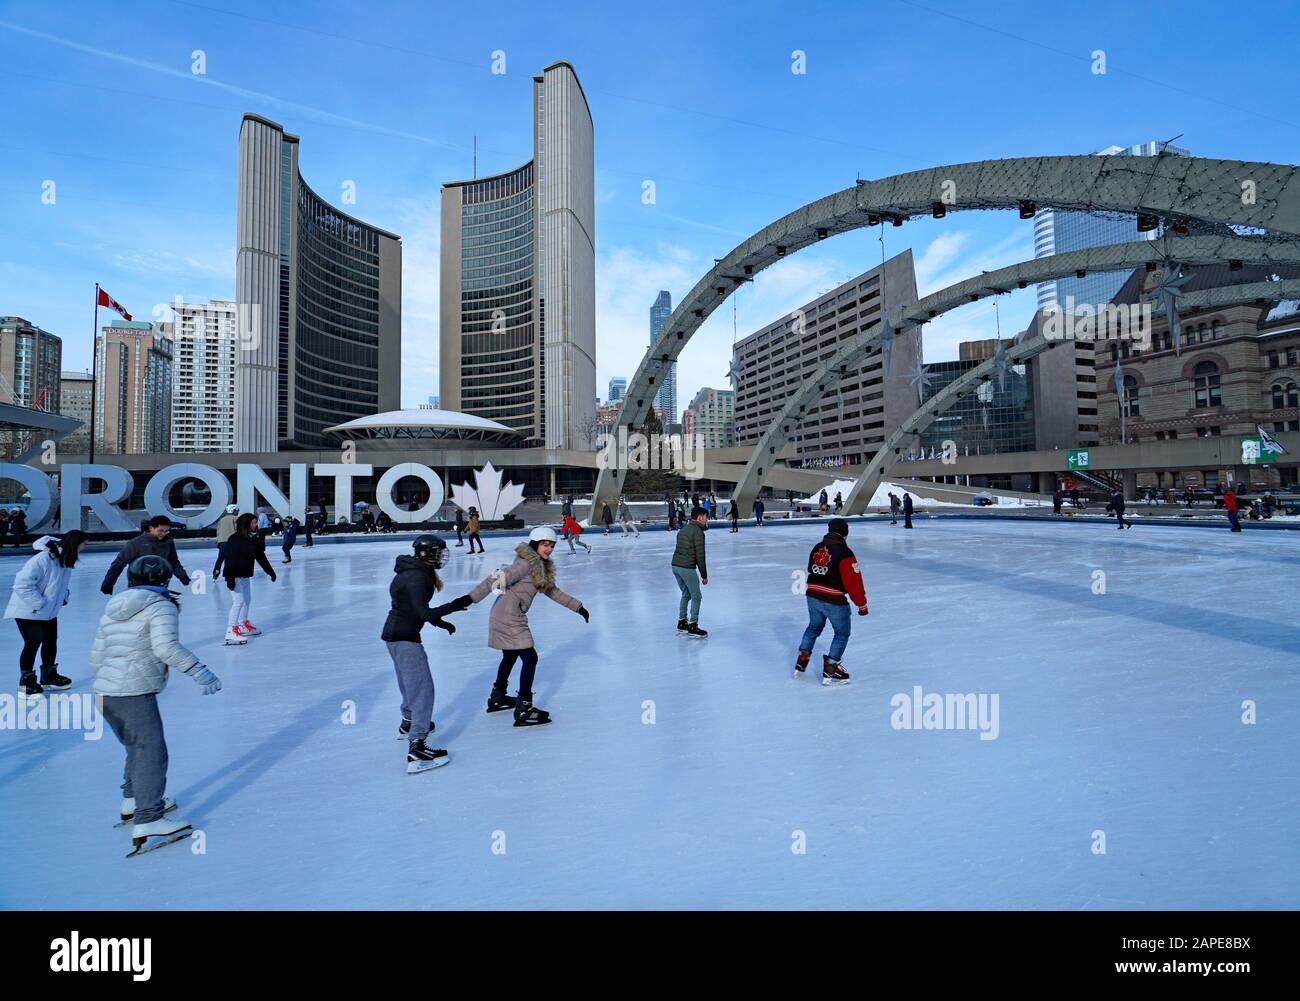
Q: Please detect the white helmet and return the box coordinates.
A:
[225,504,239,514]
[528,526,558,544]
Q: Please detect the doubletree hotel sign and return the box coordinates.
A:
[0,460,527,534]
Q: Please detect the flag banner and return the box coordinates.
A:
[96,287,132,321]
[1257,425,1288,456]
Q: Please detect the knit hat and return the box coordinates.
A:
[828,518,849,536]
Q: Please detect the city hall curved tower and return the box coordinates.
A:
[440,62,595,449]
[236,114,401,451]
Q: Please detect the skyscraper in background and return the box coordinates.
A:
[607,376,626,403]
[235,113,402,452]
[439,62,595,449]
[95,320,173,455]
[1035,140,1191,312]
[171,298,237,453]
[649,290,676,417]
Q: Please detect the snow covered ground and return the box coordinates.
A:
[2,519,1298,909]
[801,478,1045,508]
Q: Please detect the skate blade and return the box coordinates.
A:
[224,639,247,646]
[40,681,72,690]
[513,717,552,727]
[115,801,178,829]
[406,756,450,774]
[821,677,852,687]
[126,826,193,857]
[486,704,515,713]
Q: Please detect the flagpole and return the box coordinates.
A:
[89,283,99,464]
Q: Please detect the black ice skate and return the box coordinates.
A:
[513,695,552,727]
[794,650,812,675]
[676,618,689,632]
[39,665,71,689]
[486,686,517,713]
[18,673,43,698]
[397,718,436,739]
[822,655,850,687]
[685,622,708,638]
[406,739,450,774]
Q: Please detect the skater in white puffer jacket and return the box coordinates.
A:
[89,554,222,857]
[6,531,87,696]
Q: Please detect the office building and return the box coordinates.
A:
[607,377,626,404]
[0,316,62,411]
[686,386,735,448]
[95,320,173,455]
[439,62,595,449]
[58,370,94,453]
[1035,140,1191,312]
[236,113,402,451]
[732,251,920,465]
[650,291,676,417]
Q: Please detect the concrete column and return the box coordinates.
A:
[1036,471,1055,493]
[549,466,557,499]
[1123,469,1137,499]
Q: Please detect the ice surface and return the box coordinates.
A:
[1,517,1298,909]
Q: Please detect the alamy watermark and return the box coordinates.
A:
[596,427,704,479]
[1,692,104,739]
[890,685,1000,740]
[1040,298,1153,350]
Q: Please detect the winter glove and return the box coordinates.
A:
[858,606,870,617]
[269,571,277,583]
[450,593,474,611]
[577,606,590,623]
[188,664,222,695]
[226,577,235,591]
[433,618,455,635]
[100,584,113,596]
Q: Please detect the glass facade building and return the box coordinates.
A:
[439,62,595,449]
[608,377,626,404]
[236,114,402,451]
[1035,141,1191,313]
[916,359,1035,458]
[649,291,676,417]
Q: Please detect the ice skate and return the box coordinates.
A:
[794,650,812,675]
[39,665,72,690]
[513,696,552,727]
[18,673,43,698]
[116,796,177,828]
[127,816,194,857]
[406,739,450,774]
[240,619,262,636]
[486,686,517,713]
[397,718,436,739]
[685,622,708,638]
[822,655,851,686]
[676,617,689,632]
[224,626,248,646]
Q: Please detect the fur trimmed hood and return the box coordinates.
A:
[515,542,556,592]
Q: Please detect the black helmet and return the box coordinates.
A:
[413,534,447,569]
[127,554,174,588]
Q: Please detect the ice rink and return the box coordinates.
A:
[2,516,1298,909]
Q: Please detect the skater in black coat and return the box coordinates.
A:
[1110,490,1129,529]
[101,516,191,593]
[902,493,914,529]
[381,535,469,772]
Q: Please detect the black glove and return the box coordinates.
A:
[451,593,474,611]
[269,571,277,583]
[434,618,455,635]
[226,577,235,591]
[100,584,113,596]
[577,606,590,623]
[858,606,870,617]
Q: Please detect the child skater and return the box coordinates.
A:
[89,555,222,857]
[462,527,589,727]
[381,535,470,773]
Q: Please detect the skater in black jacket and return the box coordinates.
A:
[381,535,470,773]
[902,493,914,529]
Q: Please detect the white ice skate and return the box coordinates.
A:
[116,796,177,828]
[224,626,248,646]
[127,816,194,857]
[240,619,262,636]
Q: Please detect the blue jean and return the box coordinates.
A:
[672,565,702,623]
[800,596,851,662]
[102,694,169,824]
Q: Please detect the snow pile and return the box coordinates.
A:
[799,480,1044,509]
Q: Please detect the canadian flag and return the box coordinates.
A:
[97,287,132,321]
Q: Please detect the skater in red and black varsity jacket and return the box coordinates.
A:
[795,517,868,685]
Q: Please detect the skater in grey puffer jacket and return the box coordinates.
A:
[89,555,221,856]
[461,528,588,727]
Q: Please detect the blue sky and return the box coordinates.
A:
[3,0,1299,414]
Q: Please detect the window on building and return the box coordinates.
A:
[1122,375,1139,417]
[1168,429,1178,439]
[1272,382,1298,409]
[1213,322,1224,339]
[1268,351,1281,368]
[1193,361,1221,408]
[1289,348,1299,366]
